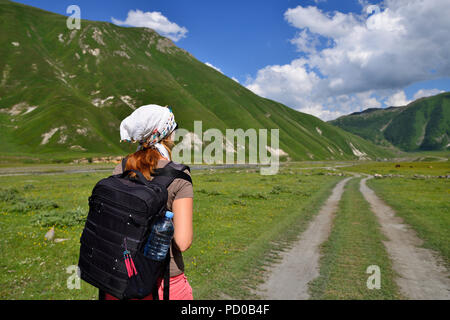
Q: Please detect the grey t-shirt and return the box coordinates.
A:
[112,159,193,277]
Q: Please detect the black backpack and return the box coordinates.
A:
[78,159,192,300]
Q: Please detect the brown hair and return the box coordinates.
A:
[124,135,175,180]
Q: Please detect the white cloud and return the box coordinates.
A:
[246,0,450,120]
[289,29,320,54]
[112,10,188,42]
[285,5,358,39]
[357,91,382,108]
[246,58,320,109]
[298,104,345,120]
[205,62,223,74]
[385,90,411,106]
[413,88,444,100]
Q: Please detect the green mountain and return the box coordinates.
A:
[0,0,393,163]
[329,93,450,152]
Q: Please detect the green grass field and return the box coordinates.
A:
[0,160,448,299]
[0,163,342,299]
[340,160,450,177]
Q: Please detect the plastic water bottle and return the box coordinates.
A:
[144,211,174,261]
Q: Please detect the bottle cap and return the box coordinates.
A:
[165,211,174,219]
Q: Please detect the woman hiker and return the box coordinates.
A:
[101,104,194,300]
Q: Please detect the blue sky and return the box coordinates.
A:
[14,0,450,120]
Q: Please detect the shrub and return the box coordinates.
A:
[196,189,222,196]
[0,188,21,202]
[292,190,311,197]
[23,184,35,191]
[9,198,59,213]
[230,200,247,206]
[239,192,267,200]
[269,185,291,194]
[0,188,59,213]
[31,206,87,227]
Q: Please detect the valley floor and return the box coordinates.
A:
[0,160,448,299]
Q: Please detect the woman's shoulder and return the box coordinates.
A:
[112,163,123,175]
[156,159,171,169]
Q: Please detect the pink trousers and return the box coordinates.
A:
[103,273,193,300]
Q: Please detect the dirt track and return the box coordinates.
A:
[360,177,450,300]
[257,175,450,300]
[256,177,353,299]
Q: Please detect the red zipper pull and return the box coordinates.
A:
[123,238,138,277]
[129,254,138,276]
[124,251,132,277]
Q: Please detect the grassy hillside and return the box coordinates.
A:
[0,0,394,163]
[330,93,450,152]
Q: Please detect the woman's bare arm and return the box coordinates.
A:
[172,197,193,252]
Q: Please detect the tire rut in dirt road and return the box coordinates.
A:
[360,177,450,300]
[256,177,353,300]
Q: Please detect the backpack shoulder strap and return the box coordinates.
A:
[152,161,193,188]
[166,161,191,172]
[120,158,192,188]
[121,156,128,172]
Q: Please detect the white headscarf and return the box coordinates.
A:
[120,104,177,159]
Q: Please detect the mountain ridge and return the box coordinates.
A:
[329,92,450,151]
[0,0,394,163]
